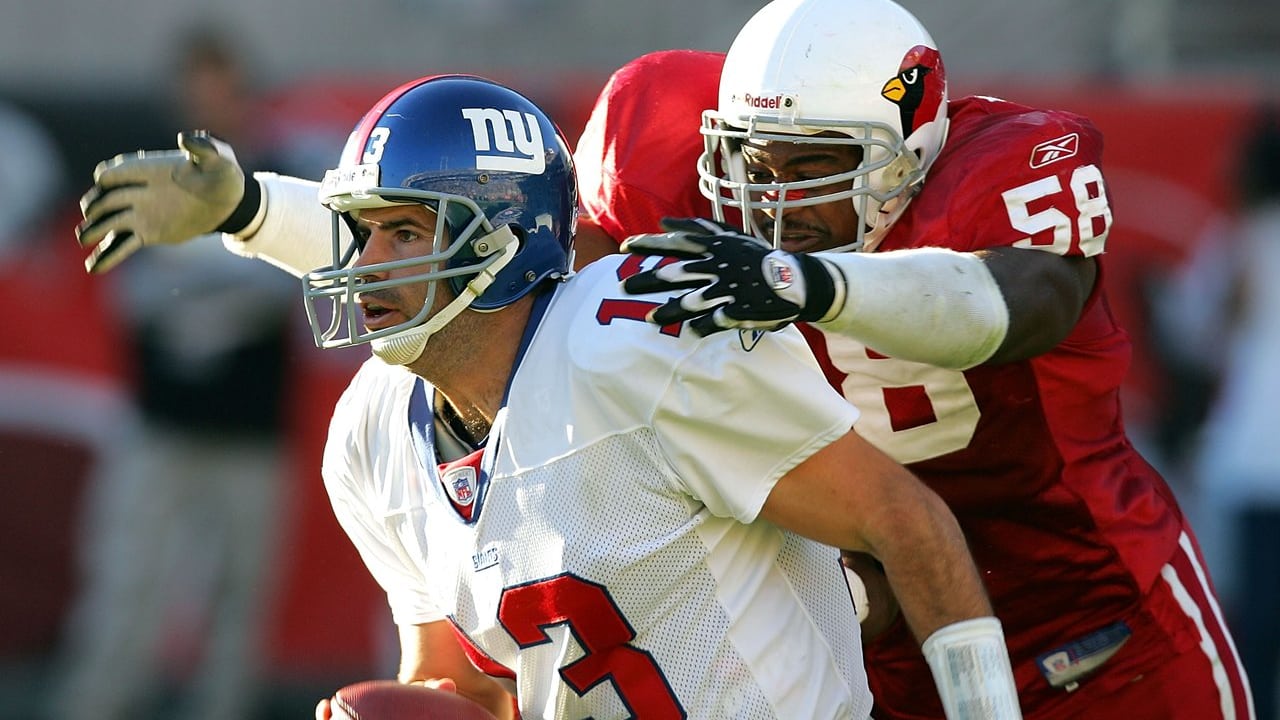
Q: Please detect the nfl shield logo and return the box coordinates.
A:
[443,466,477,507]
[766,258,794,289]
[1042,651,1070,674]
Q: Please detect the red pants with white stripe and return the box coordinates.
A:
[1027,531,1254,720]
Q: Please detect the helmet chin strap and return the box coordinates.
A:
[371,291,473,366]
[856,149,924,253]
[371,226,519,366]
[859,177,926,253]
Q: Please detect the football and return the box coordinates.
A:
[330,680,499,720]
[841,550,901,641]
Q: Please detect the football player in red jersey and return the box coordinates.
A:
[609,1,1255,718]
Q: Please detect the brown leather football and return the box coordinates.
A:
[330,680,499,720]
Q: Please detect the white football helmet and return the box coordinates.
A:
[699,0,950,252]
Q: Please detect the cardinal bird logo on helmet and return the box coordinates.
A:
[880,45,945,138]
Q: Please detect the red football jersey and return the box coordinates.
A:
[574,54,1222,718]
[574,50,728,240]
[823,96,1188,718]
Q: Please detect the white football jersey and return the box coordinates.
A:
[323,255,871,719]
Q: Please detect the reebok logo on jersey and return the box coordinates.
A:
[1029,133,1079,169]
[461,107,546,174]
[739,329,765,352]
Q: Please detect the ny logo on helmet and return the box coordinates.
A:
[461,107,546,175]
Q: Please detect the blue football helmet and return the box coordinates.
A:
[304,74,578,364]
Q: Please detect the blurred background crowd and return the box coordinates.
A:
[0,1,1277,718]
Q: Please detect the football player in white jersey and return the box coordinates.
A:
[77,74,1020,719]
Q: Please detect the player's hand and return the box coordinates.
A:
[76,130,248,274]
[620,217,842,336]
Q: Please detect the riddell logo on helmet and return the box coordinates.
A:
[741,93,794,110]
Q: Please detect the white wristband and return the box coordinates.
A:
[922,617,1022,720]
[222,172,333,278]
[817,248,1009,369]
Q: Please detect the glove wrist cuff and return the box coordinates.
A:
[796,254,842,322]
[216,174,262,235]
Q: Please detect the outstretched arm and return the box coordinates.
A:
[622,217,1095,367]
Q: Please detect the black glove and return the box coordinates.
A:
[620,217,840,336]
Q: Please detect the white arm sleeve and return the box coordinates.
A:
[221,172,335,278]
[922,617,1023,720]
[817,248,1010,370]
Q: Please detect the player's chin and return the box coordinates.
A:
[841,550,901,642]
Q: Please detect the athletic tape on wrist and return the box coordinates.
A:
[923,617,1022,719]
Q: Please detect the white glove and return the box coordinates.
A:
[76,130,251,273]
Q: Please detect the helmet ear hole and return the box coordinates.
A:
[877,152,923,195]
[448,223,531,303]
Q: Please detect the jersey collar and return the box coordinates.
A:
[406,287,556,523]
